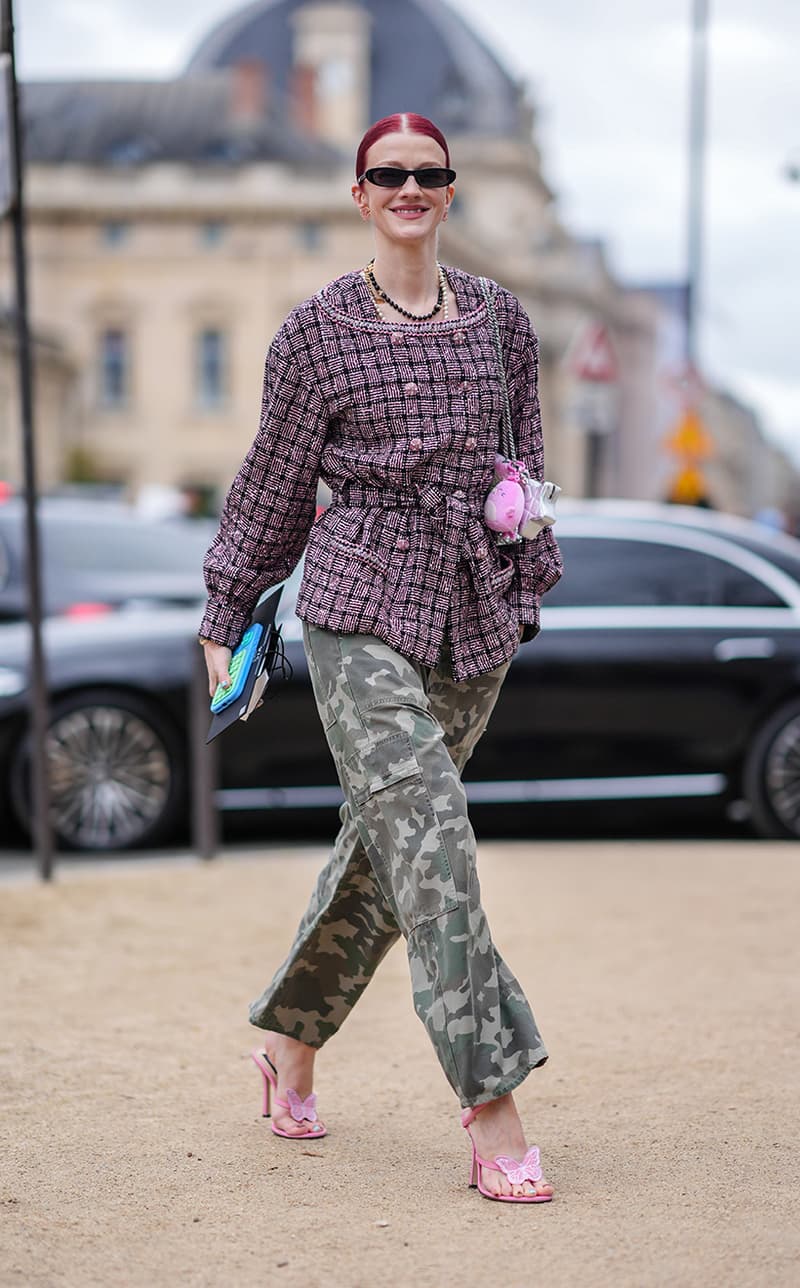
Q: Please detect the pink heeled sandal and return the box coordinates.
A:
[462,1102,552,1203]
[251,1048,327,1140]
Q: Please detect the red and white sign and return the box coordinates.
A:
[569,322,618,384]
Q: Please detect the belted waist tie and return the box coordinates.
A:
[332,483,497,573]
[333,483,485,518]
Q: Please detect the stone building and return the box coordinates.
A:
[0,317,75,489]
[0,0,790,516]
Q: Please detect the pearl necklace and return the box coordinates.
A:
[364,260,449,323]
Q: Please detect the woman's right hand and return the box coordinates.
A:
[202,641,233,699]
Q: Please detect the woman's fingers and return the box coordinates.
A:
[203,643,233,697]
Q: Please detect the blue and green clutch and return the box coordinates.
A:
[206,584,285,742]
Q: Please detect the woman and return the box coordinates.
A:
[199,113,562,1203]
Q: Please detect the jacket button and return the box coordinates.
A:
[395,537,410,551]
[453,330,465,344]
[464,436,477,449]
[390,332,403,344]
[404,381,418,395]
[409,437,423,450]
[453,489,466,500]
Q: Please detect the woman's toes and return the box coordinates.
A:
[273,1113,325,1137]
[481,1168,507,1197]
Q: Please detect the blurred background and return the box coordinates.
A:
[4,0,800,523]
[3,1,800,859]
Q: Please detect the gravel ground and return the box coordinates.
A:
[1,839,798,1288]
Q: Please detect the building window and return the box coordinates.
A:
[98,328,129,408]
[196,328,226,408]
[296,221,324,252]
[101,221,130,247]
[200,221,225,247]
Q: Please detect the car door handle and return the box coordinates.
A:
[713,637,777,662]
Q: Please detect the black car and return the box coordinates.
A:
[1,502,799,850]
[0,498,213,623]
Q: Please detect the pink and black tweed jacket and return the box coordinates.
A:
[200,268,562,681]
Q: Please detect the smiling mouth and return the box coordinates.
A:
[390,206,430,217]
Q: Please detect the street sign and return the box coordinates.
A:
[569,321,618,384]
[667,464,710,505]
[663,408,714,459]
[660,362,704,406]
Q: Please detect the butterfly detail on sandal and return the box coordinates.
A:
[493,1146,543,1186]
[286,1088,318,1123]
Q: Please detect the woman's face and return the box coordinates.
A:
[352,131,454,245]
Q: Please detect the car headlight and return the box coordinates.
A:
[0,667,27,698]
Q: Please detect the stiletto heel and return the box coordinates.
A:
[256,1053,272,1117]
[250,1048,327,1140]
[461,1103,552,1204]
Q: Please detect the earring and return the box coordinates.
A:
[362,208,371,220]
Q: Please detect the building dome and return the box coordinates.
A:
[187,0,526,137]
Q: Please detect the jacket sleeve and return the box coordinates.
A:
[497,289,563,640]
[199,332,330,647]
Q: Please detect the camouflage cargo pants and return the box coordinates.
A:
[249,624,548,1108]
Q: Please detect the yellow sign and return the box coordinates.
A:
[667,465,709,505]
[663,409,714,460]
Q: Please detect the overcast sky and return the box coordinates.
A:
[17,0,800,461]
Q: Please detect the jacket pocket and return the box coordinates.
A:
[343,732,458,933]
[305,517,387,584]
[325,534,387,578]
[531,527,563,595]
[489,553,516,597]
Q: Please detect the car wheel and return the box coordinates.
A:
[743,699,800,840]
[10,688,186,851]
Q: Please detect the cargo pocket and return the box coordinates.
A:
[344,732,458,934]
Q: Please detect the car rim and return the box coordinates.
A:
[765,715,800,833]
[44,706,172,849]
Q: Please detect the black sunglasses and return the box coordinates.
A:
[358,166,456,189]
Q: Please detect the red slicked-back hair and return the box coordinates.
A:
[355,113,450,180]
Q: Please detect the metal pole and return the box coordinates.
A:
[2,0,54,878]
[190,646,219,860]
[686,0,710,370]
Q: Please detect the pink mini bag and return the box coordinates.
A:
[479,278,561,545]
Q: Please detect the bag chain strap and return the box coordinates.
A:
[479,276,517,462]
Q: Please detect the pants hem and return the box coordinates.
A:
[460,1045,549,1110]
[247,1009,327,1050]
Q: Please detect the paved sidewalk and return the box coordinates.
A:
[1,840,798,1288]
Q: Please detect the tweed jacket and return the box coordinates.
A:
[200,268,562,681]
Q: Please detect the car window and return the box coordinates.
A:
[717,563,785,607]
[620,513,800,586]
[716,537,800,588]
[548,538,786,608]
